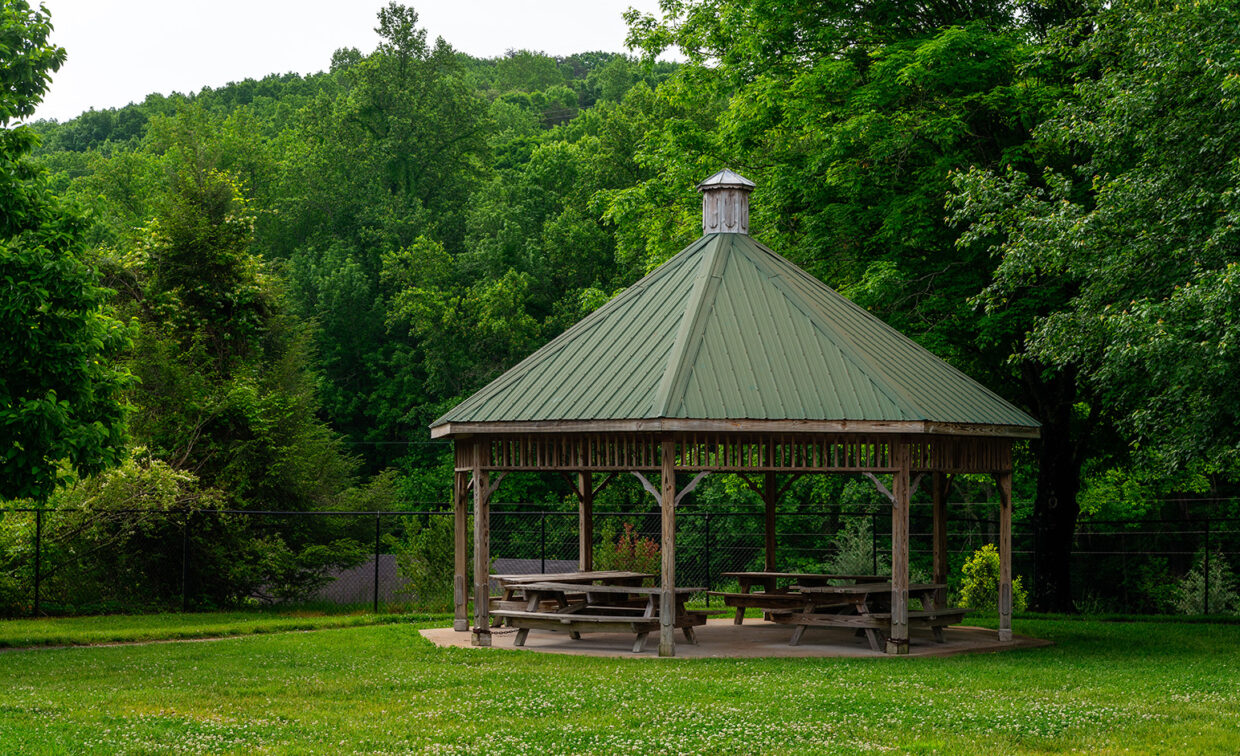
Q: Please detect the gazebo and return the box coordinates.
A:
[430,170,1039,656]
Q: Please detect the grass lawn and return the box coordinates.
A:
[0,616,1238,754]
[0,610,419,649]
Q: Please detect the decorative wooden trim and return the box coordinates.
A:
[674,472,710,506]
[455,433,1012,475]
[863,471,924,507]
[776,473,805,499]
[485,471,506,499]
[631,471,660,503]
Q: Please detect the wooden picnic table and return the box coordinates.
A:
[492,580,707,653]
[771,582,968,651]
[713,572,886,624]
[490,571,654,626]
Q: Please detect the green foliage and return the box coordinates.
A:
[26,0,1240,616]
[593,521,660,579]
[959,544,1028,611]
[0,0,65,124]
[248,536,367,605]
[0,452,222,614]
[390,514,469,611]
[1173,552,1239,616]
[824,517,885,577]
[951,0,1240,476]
[1,0,132,502]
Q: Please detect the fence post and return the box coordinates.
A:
[1204,518,1211,615]
[373,513,381,613]
[33,508,42,617]
[540,511,546,574]
[181,511,190,612]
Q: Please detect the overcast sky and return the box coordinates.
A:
[33,1,668,122]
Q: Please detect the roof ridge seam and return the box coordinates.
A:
[743,238,1037,426]
[649,234,732,418]
[431,235,712,426]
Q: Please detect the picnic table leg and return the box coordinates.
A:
[917,589,946,643]
[514,628,529,647]
[675,596,697,644]
[632,632,649,653]
[733,607,746,625]
[551,593,582,640]
[856,598,884,652]
[788,600,814,646]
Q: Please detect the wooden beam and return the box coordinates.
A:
[674,471,709,506]
[863,471,896,505]
[471,440,491,647]
[659,436,676,657]
[764,471,777,571]
[887,441,911,655]
[997,469,1014,642]
[932,472,948,611]
[578,472,593,571]
[430,418,1041,439]
[453,467,469,632]
[776,472,804,499]
[864,471,924,506]
[485,471,506,499]
[592,472,617,498]
[456,465,468,629]
[631,471,660,503]
[736,473,764,497]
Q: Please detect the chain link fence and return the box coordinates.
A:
[1,504,1238,617]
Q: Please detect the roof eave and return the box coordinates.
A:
[429,418,1041,439]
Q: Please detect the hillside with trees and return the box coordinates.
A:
[4,0,1240,613]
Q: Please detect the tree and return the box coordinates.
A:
[951,0,1240,511]
[1,0,132,501]
[624,0,1111,609]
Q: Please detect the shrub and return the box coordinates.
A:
[825,517,887,577]
[959,544,1028,611]
[594,521,660,579]
[390,514,470,612]
[1172,551,1239,615]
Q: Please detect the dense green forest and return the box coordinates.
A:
[4,0,1240,612]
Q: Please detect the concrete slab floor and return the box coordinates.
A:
[420,617,1051,659]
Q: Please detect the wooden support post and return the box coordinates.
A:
[453,467,469,632]
[578,472,593,571]
[659,437,676,658]
[471,441,492,647]
[997,469,1014,642]
[887,441,911,655]
[764,471,777,571]
[932,472,948,611]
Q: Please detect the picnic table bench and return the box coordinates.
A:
[711,572,886,624]
[769,582,969,650]
[490,580,708,653]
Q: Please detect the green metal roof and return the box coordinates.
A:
[431,233,1039,433]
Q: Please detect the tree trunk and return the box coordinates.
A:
[1024,365,1087,612]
